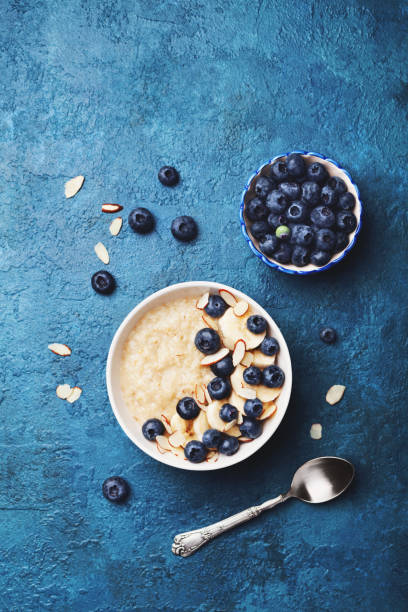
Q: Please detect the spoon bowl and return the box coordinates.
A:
[289,456,355,504]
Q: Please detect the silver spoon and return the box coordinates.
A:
[172,456,354,557]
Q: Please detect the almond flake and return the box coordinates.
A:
[238,437,253,443]
[48,343,71,356]
[56,384,71,399]
[156,435,172,452]
[101,203,123,213]
[200,348,229,366]
[326,385,346,405]
[196,292,210,310]
[65,175,84,198]
[195,384,207,405]
[236,387,256,400]
[109,217,123,236]
[241,352,253,367]
[202,314,217,330]
[310,423,322,439]
[232,339,246,367]
[234,300,249,317]
[168,431,185,449]
[203,385,212,405]
[219,288,237,307]
[223,418,238,432]
[160,414,173,435]
[66,386,82,404]
[94,242,109,264]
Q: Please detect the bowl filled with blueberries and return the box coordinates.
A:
[240,151,362,274]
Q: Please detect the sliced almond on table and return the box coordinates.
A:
[326,385,346,405]
[48,343,71,356]
[237,387,256,400]
[200,347,229,366]
[156,435,173,452]
[310,423,322,440]
[241,351,253,367]
[232,339,246,367]
[223,418,238,432]
[196,292,210,310]
[234,300,249,317]
[169,431,186,449]
[260,403,277,420]
[94,242,109,264]
[101,203,123,213]
[66,386,82,404]
[109,217,123,236]
[160,414,173,435]
[56,384,71,399]
[65,175,84,198]
[219,288,237,307]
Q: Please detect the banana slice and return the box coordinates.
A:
[228,391,246,414]
[251,350,276,368]
[259,402,277,420]
[218,306,266,350]
[231,364,281,403]
[193,410,210,440]
[230,364,248,395]
[207,401,226,430]
[225,424,241,437]
[256,386,281,403]
[170,413,192,434]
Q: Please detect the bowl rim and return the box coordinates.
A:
[239,150,363,275]
[106,281,292,471]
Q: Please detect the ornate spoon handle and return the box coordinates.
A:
[172,494,286,557]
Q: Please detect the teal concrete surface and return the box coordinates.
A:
[1,1,407,610]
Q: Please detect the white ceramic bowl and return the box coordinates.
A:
[106,281,292,471]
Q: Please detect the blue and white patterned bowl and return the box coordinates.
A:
[240,150,363,275]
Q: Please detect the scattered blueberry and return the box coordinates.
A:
[207,377,231,400]
[195,328,221,354]
[246,197,268,221]
[286,153,306,178]
[286,201,307,223]
[310,206,335,228]
[301,181,321,206]
[244,398,263,418]
[210,355,234,378]
[337,211,357,232]
[321,185,338,207]
[259,233,279,256]
[176,396,200,420]
[202,429,223,450]
[158,165,179,187]
[279,182,300,201]
[219,435,240,456]
[336,231,349,252]
[247,315,267,334]
[338,192,355,211]
[274,243,292,264]
[128,207,155,234]
[265,190,288,214]
[205,294,228,318]
[275,225,291,240]
[315,228,336,252]
[239,417,262,439]
[262,365,285,388]
[307,162,328,184]
[184,440,207,463]
[328,176,347,194]
[291,245,310,267]
[254,176,275,199]
[102,476,130,503]
[260,336,279,355]
[171,215,198,242]
[243,366,262,385]
[291,224,314,247]
[251,220,270,240]
[320,326,337,344]
[269,159,289,182]
[310,249,332,267]
[267,212,287,230]
[142,418,165,441]
[91,270,116,295]
[220,403,238,422]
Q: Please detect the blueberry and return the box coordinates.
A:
[219,435,240,456]
[250,220,270,240]
[310,250,332,267]
[301,181,321,206]
[275,225,291,240]
[142,418,165,440]
[259,233,279,256]
[202,429,223,450]
[204,294,228,318]
[337,211,357,233]
[262,365,285,388]
[307,162,328,184]
[292,245,310,267]
[177,396,200,420]
[219,403,238,422]
[171,215,198,242]
[239,417,262,439]
[291,224,314,247]
[91,270,116,295]
[158,165,179,186]
[336,231,349,252]
[265,190,288,214]
[260,336,279,356]
[274,243,292,264]
[207,377,231,400]
[244,398,263,418]
[269,159,289,182]
[246,197,268,221]
[267,212,287,231]
[195,328,221,354]
[184,440,208,463]
[338,192,355,211]
[247,315,267,334]
[279,182,300,201]
[243,366,262,385]
[254,176,275,199]
[328,176,347,194]
[320,327,337,344]
[286,201,307,223]
[102,476,130,503]
[210,355,234,378]
[321,185,338,207]
[286,153,306,178]
[315,228,336,252]
[128,207,155,234]
[310,206,335,228]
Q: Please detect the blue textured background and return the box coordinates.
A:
[1,1,407,610]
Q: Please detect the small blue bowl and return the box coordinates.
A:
[240,150,363,275]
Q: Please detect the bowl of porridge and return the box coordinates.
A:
[106,281,292,471]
